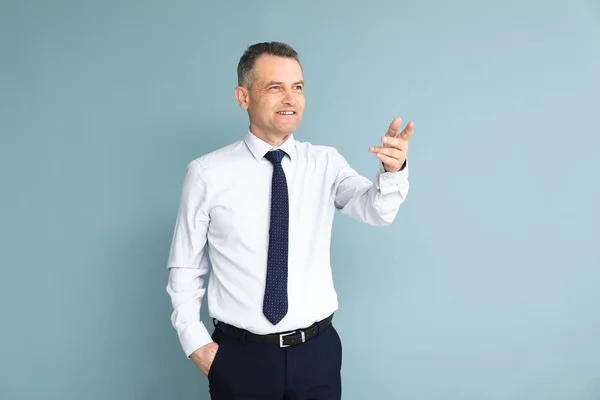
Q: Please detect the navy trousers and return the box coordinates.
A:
[207,322,343,400]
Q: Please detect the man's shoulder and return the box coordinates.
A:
[294,138,341,157]
[185,139,245,170]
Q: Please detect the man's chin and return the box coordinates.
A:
[275,122,301,135]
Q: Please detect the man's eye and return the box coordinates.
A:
[270,86,280,90]
[295,86,303,90]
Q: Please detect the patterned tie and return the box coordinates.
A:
[263,149,289,325]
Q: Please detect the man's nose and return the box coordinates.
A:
[282,88,296,106]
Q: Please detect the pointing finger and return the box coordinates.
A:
[385,117,402,137]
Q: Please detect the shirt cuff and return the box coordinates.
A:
[377,161,409,195]
[178,320,213,358]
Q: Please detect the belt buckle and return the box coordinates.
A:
[279,330,306,347]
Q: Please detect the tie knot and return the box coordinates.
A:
[264,149,286,165]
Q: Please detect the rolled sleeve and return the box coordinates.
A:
[376,161,409,195]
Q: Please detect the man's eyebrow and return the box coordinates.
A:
[263,80,304,87]
[264,81,283,87]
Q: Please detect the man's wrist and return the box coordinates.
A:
[383,159,407,173]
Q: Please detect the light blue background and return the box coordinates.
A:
[1,1,599,399]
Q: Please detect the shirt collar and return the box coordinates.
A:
[244,130,297,162]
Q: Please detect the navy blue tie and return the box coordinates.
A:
[263,149,289,325]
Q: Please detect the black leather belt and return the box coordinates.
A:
[214,314,334,347]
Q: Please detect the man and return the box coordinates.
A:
[166,41,413,399]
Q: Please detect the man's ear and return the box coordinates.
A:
[234,86,249,110]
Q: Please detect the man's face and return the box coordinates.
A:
[237,54,305,144]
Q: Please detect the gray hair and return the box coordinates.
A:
[237,42,301,89]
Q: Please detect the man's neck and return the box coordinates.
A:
[249,127,292,147]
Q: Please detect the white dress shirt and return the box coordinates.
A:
[166,131,409,357]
